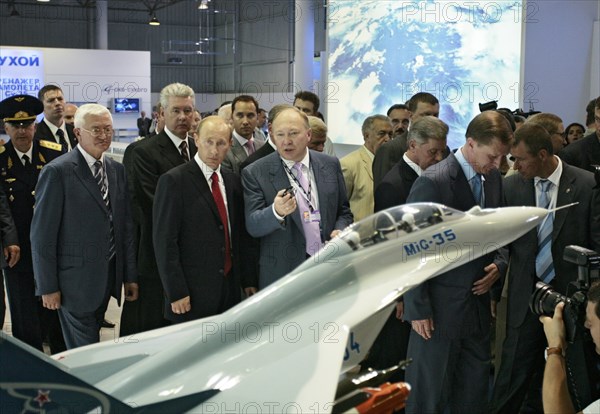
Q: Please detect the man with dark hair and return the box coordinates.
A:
[221,95,264,175]
[34,84,78,152]
[341,115,393,222]
[387,103,410,139]
[491,123,600,413]
[560,96,600,173]
[540,281,600,414]
[526,112,565,155]
[403,111,512,414]
[373,92,440,187]
[137,111,151,137]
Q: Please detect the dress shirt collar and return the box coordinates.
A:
[403,152,423,176]
[194,153,223,183]
[455,145,479,182]
[363,145,375,160]
[534,156,562,188]
[233,129,252,146]
[164,126,189,151]
[14,145,34,165]
[280,149,310,171]
[77,145,105,171]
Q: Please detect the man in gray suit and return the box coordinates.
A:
[242,107,353,289]
[32,104,138,349]
[491,123,600,413]
[403,110,512,414]
[221,95,264,175]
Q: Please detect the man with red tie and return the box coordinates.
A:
[153,116,258,323]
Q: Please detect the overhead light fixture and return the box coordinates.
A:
[37,0,51,2]
[198,0,209,9]
[149,13,160,26]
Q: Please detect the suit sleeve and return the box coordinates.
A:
[31,164,64,295]
[132,144,160,211]
[241,165,286,238]
[333,159,354,231]
[153,173,189,302]
[374,180,397,213]
[340,156,355,202]
[402,175,441,321]
[120,165,138,284]
[590,187,600,252]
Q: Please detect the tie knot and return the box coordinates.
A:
[539,179,552,192]
[211,172,218,183]
[293,162,303,173]
[56,129,64,137]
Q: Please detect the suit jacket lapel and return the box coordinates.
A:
[447,154,474,210]
[105,158,119,212]
[311,154,330,234]
[231,139,247,164]
[187,162,221,223]
[360,146,373,181]
[72,150,106,212]
[158,132,186,168]
[554,165,575,239]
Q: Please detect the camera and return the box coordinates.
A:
[530,245,600,342]
[529,245,600,411]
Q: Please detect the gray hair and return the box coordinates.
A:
[74,104,112,128]
[362,115,390,136]
[308,116,327,138]
[159,82,195,109]
[407,116,449,145]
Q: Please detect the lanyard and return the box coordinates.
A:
[282,161,315,211]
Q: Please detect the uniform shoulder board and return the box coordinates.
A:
[39,140,62,151]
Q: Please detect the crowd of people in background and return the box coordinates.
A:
[0,82,599,413]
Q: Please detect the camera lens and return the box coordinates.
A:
[529,281,569,316]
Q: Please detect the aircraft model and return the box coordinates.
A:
[1,203,562,413]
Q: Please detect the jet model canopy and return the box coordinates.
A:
[338,203,464,251]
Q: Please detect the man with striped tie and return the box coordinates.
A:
[492,123,600,413]
[31,104,138,350]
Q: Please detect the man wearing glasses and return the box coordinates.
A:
[32,103,138,349]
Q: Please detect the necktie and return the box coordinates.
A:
[293,162,322,256]
[471,174,483,207]
[56,129,69,152]
[210,172,232,276]
[22,154,31,166]
[180,140,190,162]
[94,160,116,260]
[245,138,255,155]
[536,179,554,283]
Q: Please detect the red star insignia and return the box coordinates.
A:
[34,390,51,407]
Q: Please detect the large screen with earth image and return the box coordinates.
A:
[326,0,525,149]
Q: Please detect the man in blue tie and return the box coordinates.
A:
[403,110,513,414]
[491,123,600,413]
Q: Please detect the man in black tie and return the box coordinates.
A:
[0,94,65,353]
[33,85,78,152]
[153,116,258,323]
[122,82,197,335]
[31,104,138,349]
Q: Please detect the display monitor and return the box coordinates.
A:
[113,98,140,114]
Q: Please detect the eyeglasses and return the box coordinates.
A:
[80,127,113,138]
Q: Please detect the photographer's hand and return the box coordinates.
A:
[540,302,567,349]
[540,302,576,414]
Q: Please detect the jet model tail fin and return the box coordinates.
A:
[0,335,218,414]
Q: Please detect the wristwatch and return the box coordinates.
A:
[545,346,564,359]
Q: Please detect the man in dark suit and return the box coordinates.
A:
[0,94,65,353]
[242,107,353,289]
[137,111,151,137]
[403,111,512,414]
[34,85,78,152]
[559,96,600,173]
[491,123,600,413]
[153,116,258,323]
[372,93,440,188]
[31,103,138,349]
[123,82,197,335]
[222,95,264,175]
[365,116,448,379]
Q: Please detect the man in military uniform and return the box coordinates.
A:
[0,94,65,353]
